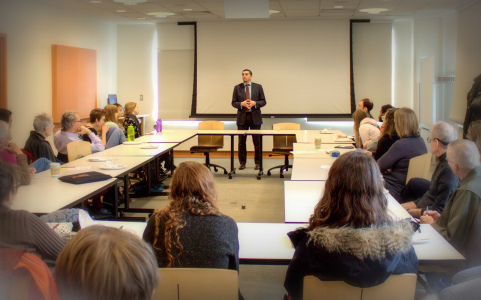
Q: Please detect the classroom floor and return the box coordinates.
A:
[125,155,429,300]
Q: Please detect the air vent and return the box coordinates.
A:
[180,10,211,14]
[320,9,354,13]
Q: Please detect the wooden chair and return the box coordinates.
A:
[190,121,228,175]
[406,153,432,183]
[152,268,239,300]
[267,123,300,178]
[303,274,417,300]
[67,141,91,162]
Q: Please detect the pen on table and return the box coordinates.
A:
[60,166,75,169]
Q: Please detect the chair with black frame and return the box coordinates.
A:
[267,123,300,178]
[190,121,228,175]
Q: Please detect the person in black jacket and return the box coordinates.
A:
[284,151,418,300]
[463,74,481,138]
[373,108,400,160]
[401,122,460,217]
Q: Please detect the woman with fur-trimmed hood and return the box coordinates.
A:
[284,151,418,300]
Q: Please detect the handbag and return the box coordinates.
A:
[58,171,112,184]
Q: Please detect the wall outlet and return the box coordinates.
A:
[140,95,143,101]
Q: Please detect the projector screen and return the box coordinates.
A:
[196,20,351,116]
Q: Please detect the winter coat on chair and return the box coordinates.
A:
[284,220,418,300]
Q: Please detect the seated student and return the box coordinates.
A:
[0,161,66,265]
[54,111,105,163]
[0,121,34,185]
[143,161,239,270]
[284,151,418,300]
[437,265,481,300]
[401,122,460,218]
[467,120,481,155]
[373,108,400,160]
[352,109,381,149]
[0,108,16,164]
[104,104,120,129]
[378,104,393,122]
[378,107,427,201]
[24,113,61,164]
[82,108,108,147]
[55,225,159,300]
[123,102,142,138]
[113,103,125,130]
[358,98,375,119]
[421,139,481,253]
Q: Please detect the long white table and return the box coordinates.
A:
[284,180,412,223]
[295,130,354,144]
[135,130,198,143]
[95,221,464,266]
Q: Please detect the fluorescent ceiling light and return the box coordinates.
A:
[116,10,126,13]
[359,8,389,14]
[113,0,147,5]
[269,10,280,15]
[147,12,175,18]
[224,0,269,19]
[334,6,343,9]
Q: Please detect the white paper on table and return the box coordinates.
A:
[79,209,97,229]
[73,166,91,171]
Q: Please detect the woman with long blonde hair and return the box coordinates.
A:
[284,151,418,300]
[143,161,239,270]
[377,107,427,201]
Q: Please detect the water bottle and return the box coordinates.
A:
[156,118,162,133]
[127,125,135,141]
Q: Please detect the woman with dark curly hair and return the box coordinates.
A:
[143,161,239,270]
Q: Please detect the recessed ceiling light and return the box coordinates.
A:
[113,0,147,5]
[116,10,126,13]
[147,12,175,18]
[334,6,343,9]
[269,10,280,14]
[359,8,389,14]
[137,17,146,20]
[183,8,192,11]
[90,1,101,3]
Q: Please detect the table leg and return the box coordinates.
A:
[113,183,118,219]
[147,161,152,196]
[257,135,263,180]
[124,174,130,210]
[229,135,235,179]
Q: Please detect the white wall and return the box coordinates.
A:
[117,24,158,131]
[0,0,117,148]
[393,20,413,108]
[451,1,481,125]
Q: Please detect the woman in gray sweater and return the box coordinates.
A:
[143,161,239,270]
[0,161,66,265]
[378,108,427,201]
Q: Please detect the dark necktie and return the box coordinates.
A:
[245,84,251,111]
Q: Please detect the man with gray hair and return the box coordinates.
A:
[401,122,460,217]
[24,113,59,163]
[54,111,104,163]
[421,139,481,253]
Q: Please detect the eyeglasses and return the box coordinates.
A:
[426,137,449,146]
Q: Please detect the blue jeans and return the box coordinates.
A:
[30,157,52,173]
[106,127,126,149]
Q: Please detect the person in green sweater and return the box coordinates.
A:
[421,139,481,254]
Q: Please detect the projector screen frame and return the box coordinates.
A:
[180,19,370,120]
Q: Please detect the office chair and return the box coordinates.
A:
[190,121,228,175]
[267,123,300,178]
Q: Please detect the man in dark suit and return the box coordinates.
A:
[231,69,267,170]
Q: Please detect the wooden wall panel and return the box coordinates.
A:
[0,33,6,109]
[52,45,96,123]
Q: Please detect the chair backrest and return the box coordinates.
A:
[303,274,417,300]
[272,123,300,149]
[465,208,481,267]
[21,148,35,164]
[152,268,238,300]
[406,153,432,184]
[197,121,225,148]
[67,141,92,162]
